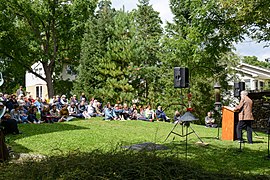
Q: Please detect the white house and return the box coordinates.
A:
[232,62,270,91]
[25,62,76,100]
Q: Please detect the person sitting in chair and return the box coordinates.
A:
[205,112,217,128]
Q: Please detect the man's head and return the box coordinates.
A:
[207,112,212,117]
[240,90,248,98]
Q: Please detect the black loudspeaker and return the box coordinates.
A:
[174,67,189,88]
[234,82,245,97]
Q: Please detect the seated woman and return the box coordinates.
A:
[104,103,115,120]
[95,101,104,117]
[27,106,41,124]
[41,105,52,123]
[136,105,153,122]
[86,101,97,118]
[130,104,138,120]
[78,100,88,118]
[155,106,170,122]
[59,104,75,122]
[19,104,29,123]
[10,104,22,123]
[120,103,131,120]
[205,112,217,128]
[173,110,181,124]
[113,104,123,120]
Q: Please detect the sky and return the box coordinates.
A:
[111,0,270,61]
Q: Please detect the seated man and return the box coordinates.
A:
[68,102,83,118]
[49,104,61,122]
[155,106,170,122]
[1,113,21,135]
[205,112,217,128]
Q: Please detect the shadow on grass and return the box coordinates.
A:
[1,148,269,180]
[163,140,270,177]
[5,121,89,153]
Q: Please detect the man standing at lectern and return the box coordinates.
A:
[234,90,254,144]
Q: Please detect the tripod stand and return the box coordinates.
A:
[164,112,204,159]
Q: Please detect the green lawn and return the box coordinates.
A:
[2,118,270,179]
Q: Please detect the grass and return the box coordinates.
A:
[1,118,270,179]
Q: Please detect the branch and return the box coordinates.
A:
[0,51,47,82]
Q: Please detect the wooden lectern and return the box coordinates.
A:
[221,106,238,141]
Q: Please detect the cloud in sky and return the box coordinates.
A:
[111,0,270,61]
[111,0,173,23]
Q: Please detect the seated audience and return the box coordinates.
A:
[205,112,217,128]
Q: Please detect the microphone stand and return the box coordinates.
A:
[266,120,270,160]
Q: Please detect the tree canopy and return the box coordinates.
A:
[1,0,270,120]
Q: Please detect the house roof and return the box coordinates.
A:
[235,62,270,80]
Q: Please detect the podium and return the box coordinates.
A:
[221,106,238,141]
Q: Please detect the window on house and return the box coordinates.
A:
[244,79,251,90]
[36,86,43,98]
[260,81,264,90]
[254,80,258,90]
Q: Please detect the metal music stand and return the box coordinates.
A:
[164,111,204,158]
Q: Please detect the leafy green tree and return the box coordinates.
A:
[75,0,164,105]
[160,0,242,120]
[219,0,270,45]
[130,0,163,104]
[75,1,136,103]
[0,0,97,97]
[242,56,270,69]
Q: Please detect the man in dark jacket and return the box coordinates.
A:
[234,90,254,144]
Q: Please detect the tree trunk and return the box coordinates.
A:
[43,64,54,99]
